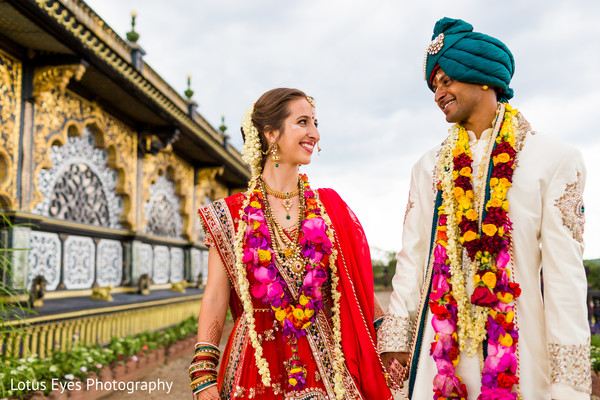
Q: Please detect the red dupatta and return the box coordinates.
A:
[318,188,393,400]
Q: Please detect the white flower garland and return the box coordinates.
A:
[232,181,345,398]
[233,188,271,386]
[436,126,488,355]
[240,105,263,180]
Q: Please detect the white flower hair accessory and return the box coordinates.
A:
[240,104,263,179]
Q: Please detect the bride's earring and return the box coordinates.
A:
[271,143,280,167]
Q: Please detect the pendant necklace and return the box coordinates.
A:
[263,179,300,220]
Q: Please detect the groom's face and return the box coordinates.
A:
[432,68,483,125]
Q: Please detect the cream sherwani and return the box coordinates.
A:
[378,112,591,399]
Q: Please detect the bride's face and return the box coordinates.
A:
[272,98,320,167]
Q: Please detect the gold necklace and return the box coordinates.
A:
[261,181,306,276]
[263,179,300,220]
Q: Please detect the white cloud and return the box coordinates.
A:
[86,0,600,258]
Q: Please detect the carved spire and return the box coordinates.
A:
[219,116,227,134]
[126,10,139,44]
[184,74,194,100]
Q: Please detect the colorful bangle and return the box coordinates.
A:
[195,345,219,352]
[190,370,217,381]
[192,355,219,363]
[193,351,220,360]
[194,348,220,355]
[189,361,217,372]
[192,379,217,395]
[190,375,217,389]
[195,341,219,350]
[190,367,217,378]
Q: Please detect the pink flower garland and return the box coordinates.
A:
[241,174,333,390]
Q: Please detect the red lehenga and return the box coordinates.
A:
[198,188,393,400]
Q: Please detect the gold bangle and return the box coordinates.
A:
[190,374,216,384]
[194,349,220,357]
[191,379,217,393]
[190,375,217,388]
[192,352,221,361]
[189,366,217,377]
[189,361,217,371]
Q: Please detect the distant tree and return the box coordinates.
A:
[585,259,600,290]
[372,250,396,288]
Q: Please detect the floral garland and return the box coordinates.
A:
[232,174,346,399]
[429,103,521,399]
[240,105,263,180]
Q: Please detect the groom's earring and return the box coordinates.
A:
[271,143,280,167]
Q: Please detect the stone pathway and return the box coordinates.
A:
[100,291,400,399]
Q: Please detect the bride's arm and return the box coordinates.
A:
[192,247,232,399]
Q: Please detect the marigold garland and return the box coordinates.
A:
[429,103,521,400]
[233,174,346,399]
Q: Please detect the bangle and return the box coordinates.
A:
[192,379,217,395]
[189,361,217,372]
[194,349,220,358]
[190,375,217,388]
[190,367,217,378]
[190,373,216,384]
[195,345,219,352]
[190,370,217,381]
[195,341,219,350]
[192,355,219,363]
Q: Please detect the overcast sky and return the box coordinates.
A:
[84,0,600,259]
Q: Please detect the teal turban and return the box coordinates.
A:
[424,18,515,102]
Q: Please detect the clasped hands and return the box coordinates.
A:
[381,351,409,389]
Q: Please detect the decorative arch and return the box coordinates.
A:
[144,173,182,238]
[142,151,193,240]
[33,125,123,229]
[31,85,137,229]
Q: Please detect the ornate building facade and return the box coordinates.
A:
[0,0,249,356]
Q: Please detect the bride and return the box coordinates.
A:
[190,88,394,399]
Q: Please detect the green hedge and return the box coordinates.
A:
[0,316,197,398]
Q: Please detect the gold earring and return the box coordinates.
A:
[271,143,280,167]
[482,85,489,91]
[318,144,322,155]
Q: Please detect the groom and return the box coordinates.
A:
[378,18,591,399]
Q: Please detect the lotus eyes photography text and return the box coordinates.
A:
[10,378,173,394]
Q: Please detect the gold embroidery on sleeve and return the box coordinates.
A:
[377,314,413,353]
[554,172,585,243]
[548,341,592,393]
[404,192,414,225]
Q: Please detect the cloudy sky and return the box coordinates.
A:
[85,0,600,259]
